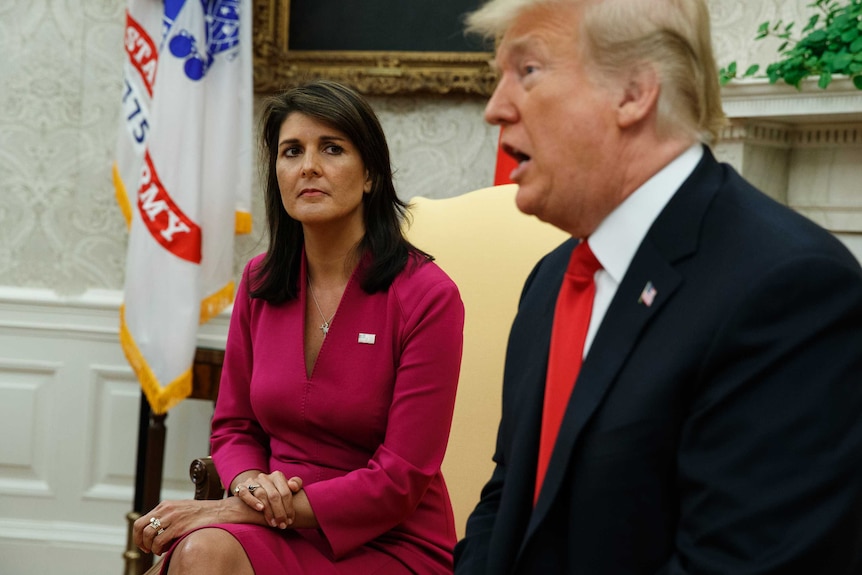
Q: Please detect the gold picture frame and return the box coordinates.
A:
[252,0,496,97]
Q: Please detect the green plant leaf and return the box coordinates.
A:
[766,65,781,84]
[803,14,821,33]
[751,1,862,92]
[744,64,761,77]
[840,28,859,43]
[784,68,808,87]
[833,51,854,70]
[806,29,829,44]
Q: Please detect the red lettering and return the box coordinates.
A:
[137,152,202,264]
[125,11,157,96]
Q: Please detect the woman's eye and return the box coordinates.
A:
[283,146,301,158]
[324,144,344,155]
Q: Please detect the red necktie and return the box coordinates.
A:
[534,240,602,504]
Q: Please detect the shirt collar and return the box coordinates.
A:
[589,144,703,284]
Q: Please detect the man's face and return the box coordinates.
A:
[487,3,623,238]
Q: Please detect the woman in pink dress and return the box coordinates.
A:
[133,80,465,574]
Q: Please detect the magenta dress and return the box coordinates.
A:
[165,252,464,574]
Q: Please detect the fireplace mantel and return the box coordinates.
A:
[721,77,862,125]
[714,78,861,255]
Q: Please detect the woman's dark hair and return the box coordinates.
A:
[250,80,429,303]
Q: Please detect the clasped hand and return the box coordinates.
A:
[133,470,303,556]
[232,470,303,530]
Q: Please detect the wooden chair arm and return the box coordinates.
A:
[189,456,226,500]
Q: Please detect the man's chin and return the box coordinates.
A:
[514,185,541,217]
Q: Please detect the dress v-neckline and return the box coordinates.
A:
[303,265,358,379]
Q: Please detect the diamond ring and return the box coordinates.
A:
[149,517,162,531]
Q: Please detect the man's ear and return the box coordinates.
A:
[616,63,660,128]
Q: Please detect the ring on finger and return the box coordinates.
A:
[156,527,165,536]
[149,517,162,530]
[248,484,262,494]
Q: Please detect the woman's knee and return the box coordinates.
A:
[167,529,252,575]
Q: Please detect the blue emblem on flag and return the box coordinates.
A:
[163,0,241,81]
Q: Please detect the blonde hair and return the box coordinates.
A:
[466,0,727,142]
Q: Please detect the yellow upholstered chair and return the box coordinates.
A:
[405,184,568,536]
[188,184,569,540]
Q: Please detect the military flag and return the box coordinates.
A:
[113,0,252,414]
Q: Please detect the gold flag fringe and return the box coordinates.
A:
[119,305,193,415]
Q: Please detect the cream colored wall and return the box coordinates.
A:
[0,1,859,573]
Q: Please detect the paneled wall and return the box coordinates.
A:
[0,288,223,573]
[1,1,859,574]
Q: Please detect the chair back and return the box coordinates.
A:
[406,184,568,537]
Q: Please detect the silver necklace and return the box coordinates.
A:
[307,277,336,336]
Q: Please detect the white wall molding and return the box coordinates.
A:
[721,77,862,124]
[0,288,220,572]
[792,125,862,149]
[720,122,794,149]
[0,286,231,348]
[0,518,125,548]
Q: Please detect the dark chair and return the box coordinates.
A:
[189,456,225,500]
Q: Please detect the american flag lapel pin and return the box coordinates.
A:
[638,281,657,307]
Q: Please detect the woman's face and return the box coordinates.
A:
[275,112,371,232]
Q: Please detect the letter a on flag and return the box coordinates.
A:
[113,0,253,414]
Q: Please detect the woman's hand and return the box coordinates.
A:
[133,499,224,556]
[232,471,303,529]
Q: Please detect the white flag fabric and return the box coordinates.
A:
[113,0,252,414]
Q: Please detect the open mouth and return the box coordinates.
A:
[501,143,532,181]
[502,143,531,165]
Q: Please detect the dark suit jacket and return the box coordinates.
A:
[454,147,862,574]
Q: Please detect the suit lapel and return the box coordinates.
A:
[521,147,725,546]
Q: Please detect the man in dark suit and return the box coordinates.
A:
[454,0,862,573]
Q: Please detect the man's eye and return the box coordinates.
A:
[522,64,538,76]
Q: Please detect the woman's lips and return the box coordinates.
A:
[299,188,325,196]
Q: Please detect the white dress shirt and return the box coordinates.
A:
[582,144,703,356]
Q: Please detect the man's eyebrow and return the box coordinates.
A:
[494,34,543,67]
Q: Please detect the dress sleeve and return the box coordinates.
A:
[305,267,465,557]
[209,259,271,486]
